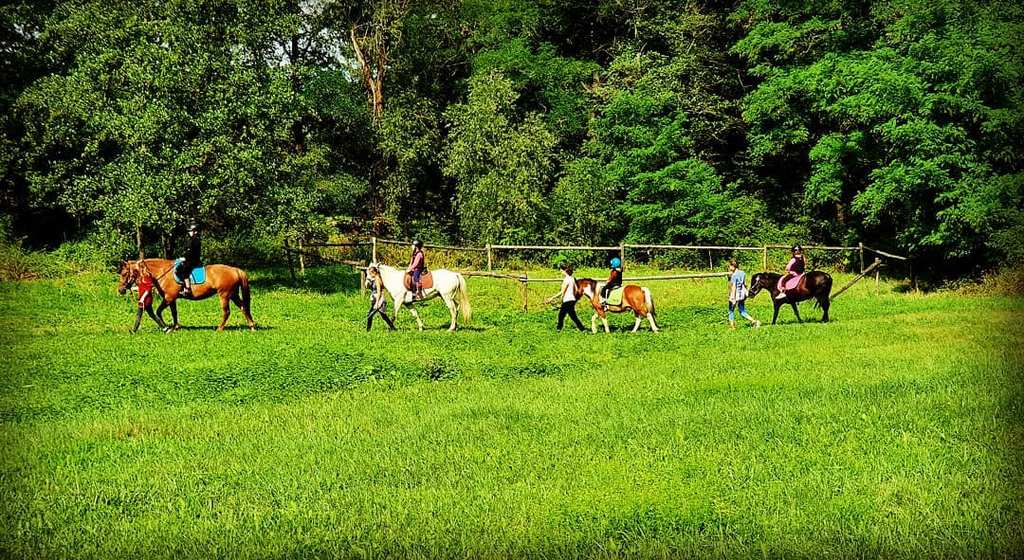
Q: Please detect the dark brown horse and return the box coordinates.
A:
[117,259,255,331]
[575,278,659,333]
[747,271,832,325]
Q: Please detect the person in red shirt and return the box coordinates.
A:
[131,262,165,333]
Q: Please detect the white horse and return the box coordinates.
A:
[370,263,472,331]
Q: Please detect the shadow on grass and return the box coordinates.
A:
[165,324,276,332]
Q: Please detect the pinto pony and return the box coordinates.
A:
[747,271,832,325]
[117,259,255,331]
[370,263,471,331]
[575,278,658,333]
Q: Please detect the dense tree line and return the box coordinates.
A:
[2,0,1021,274]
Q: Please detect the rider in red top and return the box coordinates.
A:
[407,239,426,299]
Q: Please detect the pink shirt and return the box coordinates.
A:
[407,251,424,272]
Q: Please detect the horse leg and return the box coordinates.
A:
[791,301,802,323]
[819,295,830,322]
[230,292,255,330]
[408,305,425,331]
[441,293,457,331]
[631,313,642,333]
[646,312,658,332]
[217,293,231,332]
[772,301,781,325]
[146,306,167,330]
[393,298,403,327]
[170,300,180,330]
[590,312,598,334]
[156,300,169,325]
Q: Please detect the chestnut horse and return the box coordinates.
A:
[117,259,255,331]
[747,271,832,325]
[575,278,659,333]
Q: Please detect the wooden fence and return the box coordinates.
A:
[283,236,911,306]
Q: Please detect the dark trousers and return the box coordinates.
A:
[601,280,621,299]
[557,300,586,331]
[132,305,165,332]
[177,259,199,283]
[367,297,395,331]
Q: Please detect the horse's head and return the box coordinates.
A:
[116,260,138,295]
[576,278,596,300]
[747,272,769,299]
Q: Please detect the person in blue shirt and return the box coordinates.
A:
[727,259,760,329]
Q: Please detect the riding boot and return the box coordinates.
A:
[182,279,191,297]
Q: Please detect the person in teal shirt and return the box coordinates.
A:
[728,259,760,329]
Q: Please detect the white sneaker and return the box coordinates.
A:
[774,292,787,300]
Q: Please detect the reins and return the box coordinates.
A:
[139,259,176,282]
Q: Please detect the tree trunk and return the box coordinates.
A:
[290,34,306,154]
[350,26,385,122]
[135,226,144,259]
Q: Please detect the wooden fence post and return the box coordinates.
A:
[297,237,306,276]
[371,236,377,263]
[522,273,529,311]
[619,242,626,270]
[487,244,493,271]
[284,237,296,281]
[359,269,366,297]
[762,246,768,271]
[875,267,880,295]
[859,242,865,273]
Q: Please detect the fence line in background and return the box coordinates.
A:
[285,236,913,305]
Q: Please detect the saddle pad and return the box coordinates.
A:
[173,259,206,284]
[404,271,433,290]
[606,286,625,306]
[779,272,804,291]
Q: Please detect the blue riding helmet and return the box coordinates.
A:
[610,257,622,268]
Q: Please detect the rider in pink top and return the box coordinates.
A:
[407,239,426,299]
[776,244,806,299]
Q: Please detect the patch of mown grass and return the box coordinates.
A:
[1,267,1022,558]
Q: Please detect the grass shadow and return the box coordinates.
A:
[167,324,275,332]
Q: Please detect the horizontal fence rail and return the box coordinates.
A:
[284,236,913,304]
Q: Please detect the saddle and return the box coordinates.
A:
[404,270,433,291]
[173,258,206,284]
[605,286,625,306]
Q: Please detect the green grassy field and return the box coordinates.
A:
[1,266,1022,559]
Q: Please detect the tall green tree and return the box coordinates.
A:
[734,0,1024,266]
[443,72,555,243]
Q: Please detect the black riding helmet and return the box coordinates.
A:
[188,222,199,234]
[412,239,423,248]
[792,244,803,253]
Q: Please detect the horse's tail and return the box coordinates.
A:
[812,272,833,309]
[238,269,251,312]
[457,273,472,323]
[643,287,656,318]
